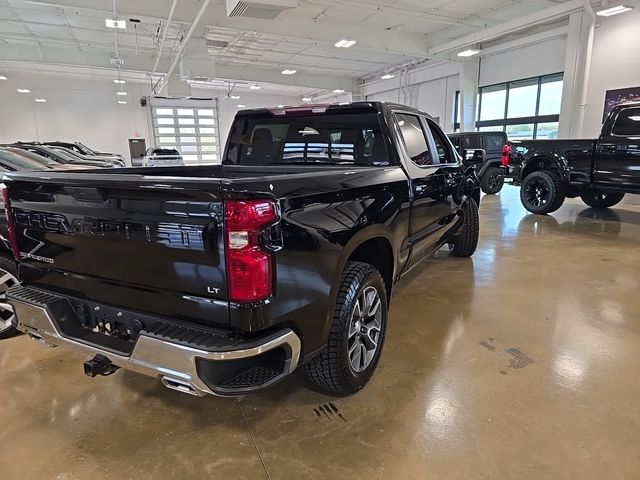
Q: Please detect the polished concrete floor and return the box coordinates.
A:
[1,185,640,479]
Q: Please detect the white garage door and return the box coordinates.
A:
[150,98,221,165]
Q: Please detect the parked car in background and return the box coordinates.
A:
[43,141,124,162]
[11,144,114,169]
[0,147,52,171]
[3,102,482,397]
[140,147,184,167]
[47,145,126,167]
[502,102,640,214]
[448,131,509,194]
[0,146,85,171]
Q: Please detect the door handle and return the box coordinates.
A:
[601,144,617,152]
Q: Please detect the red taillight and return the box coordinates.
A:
[224,199,277,303]
[1,185,20,260]
[501,144,512,167]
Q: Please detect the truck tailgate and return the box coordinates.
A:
[3,175,229,326]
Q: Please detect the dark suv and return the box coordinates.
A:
[448,131,508,194]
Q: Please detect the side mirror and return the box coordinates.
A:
[462,148,486,166]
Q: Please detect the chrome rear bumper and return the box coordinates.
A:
[8,287,301,397]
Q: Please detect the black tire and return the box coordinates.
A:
[520,170,566,215]
[480,167,504,194]
[306,262,388,395]
[449,198,479,257]
[580,189,625,209]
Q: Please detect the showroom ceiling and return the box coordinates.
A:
[0,0,582,92]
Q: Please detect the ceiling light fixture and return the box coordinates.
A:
[281,69,297,75]
[335,39,357,48]
[116,91,127,96]
[458,49,480,57]
[237,104,246,108]
[35,98,47,103]
[596,4,633,16]
[381,74,395,80]
[118,100,127,104]
[17,88,30,93]
[302,97,312,102]
[114,79,126,84]
[249,84,261,90]
[230,95,240,99]
[278,104,285,108]
[0,75,6,80]
[106,18,126,29]
[333,89,345,94]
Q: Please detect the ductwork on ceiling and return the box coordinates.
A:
[179,37,216,82]
[226,0,298,20]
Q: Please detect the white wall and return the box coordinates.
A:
[0,71,151,162]
[583,7,640,137]
[478,37,567,87]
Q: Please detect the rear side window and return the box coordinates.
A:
[225,112,389,166]
[612,107,640,136]
[427,120,456,164]
[395,113,433,167]
[483,134,506,152]
[462,136,482,149]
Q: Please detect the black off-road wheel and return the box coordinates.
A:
[449,198,479,257]
[580,189,625,209]
[306,262,388,396]
[520,170,566,215]
[480,167,504,194]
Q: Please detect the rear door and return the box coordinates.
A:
[594,106,640,192]
[391,111,453,266]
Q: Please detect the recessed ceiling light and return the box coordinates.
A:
[333,89,345,94]
[335,39,357,48]
[249,84,261,90]
[0,75,7,80]
[230,95,240,99]
[34,98,46,103]
[281,69,297,75]
[278,104,284,108]
[114,79,126,84]
[458,49,480,57]
[596,4,633,16]
[106,18,126,29]
[237,104,246,108]
[381,74,395,80]
[302,97,312,102]
[116,91,127,96]
[118,100,127,104]
[17,88,30,93]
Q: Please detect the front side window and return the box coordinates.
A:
[427,120,455,164]
[395,113,433,167]
[612,107,640,137]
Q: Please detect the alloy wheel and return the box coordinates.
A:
[0,269,18,335]
[525,178,550,208]
[348,286,383,373]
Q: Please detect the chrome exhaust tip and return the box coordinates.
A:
[161,376,202,396]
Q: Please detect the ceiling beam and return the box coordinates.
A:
[428,0,586,56]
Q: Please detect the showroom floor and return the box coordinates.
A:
[1,185,639,480]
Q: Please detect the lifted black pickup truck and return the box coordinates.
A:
[504,102,640,214]
[2,102,481,397]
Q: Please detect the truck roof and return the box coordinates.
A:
[234,101,437,122]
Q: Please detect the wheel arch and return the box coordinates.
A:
[520,155,567,182]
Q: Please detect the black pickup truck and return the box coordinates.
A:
[503,102,640,214]
[2,102,481,397]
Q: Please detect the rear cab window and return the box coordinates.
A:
[612,107,640,137]
[225,107,390,166]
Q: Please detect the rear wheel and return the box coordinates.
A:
[520,170,565,215]
[306,262,387,395]
[580,189,625,209]
[480,167,504,194]
[0,267,19,340]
